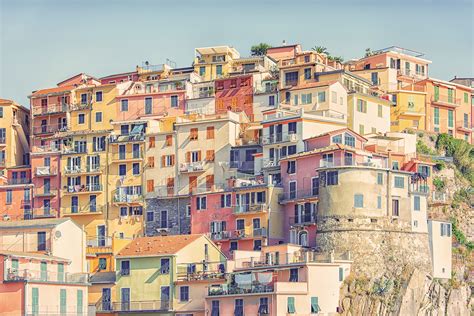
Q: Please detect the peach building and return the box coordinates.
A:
[206,244,352,316]
[0,166,32,221]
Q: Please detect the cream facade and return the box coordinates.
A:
[428,220,452,279]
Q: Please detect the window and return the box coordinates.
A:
[190,128,198,140]
[80,93,88,104]
[119,164,126,176]
[392,161,399,170]
[60,289,67,315]
[37,232,46,251]
[165,135,172,146]
[77,289,83,314]
[287,297,296,314]
[285,71,298,86]
[359,124,365,135]
[253,239,262,251]
[289,181,297,199]
[311,297,321,313]
[0,107,3,118]
[301,93,312,104]
[236,219,245,230]
[304,68,311,80]
[377,173,383,185]
[148,136,155,149]
[357,99,367,113]
[95,112,102,122]
[170,95,178,107]
[234,299,244,316]
[160,258,170,274]
[326,171,338,186]
[317,91,326,102]
[207,126,215,139]
[392,199,400,217]
[332,134,342,144]
[230,241,238,251]
[371,72,378,85]
[132,163,140,175]
[121,99,128,112]
[95,91,103,102]
[440,223,451,237]
[120,260,130,275]
[414,196,420,211]
[354,194,364,208]
[289,268,298,282]
[6,189,12,204]
[32,288,39,315]
[448,110,454,128]
[287,161,296,174]
[418,165,430,177]
[78,113,85,124]
[344,152,353,165]
[377,196,382,209]
[269,95,275,106]
[344,134,355,147]
[120,207,128,217]
[221,194,231,208]
[447,88,454,103]
[199,66,205,76]
[216,65,222,76]
[145,97,152,115]
[312,177,319,196]
[211,300,220,316]
[378,104,383,117]
[259,298,269,315]
[180,286,189,302]
[339,267,344,281]
[394,176,404,188]
[197,196,207,210]
[146,180,154,193]
[288,145,297,155]
[288,122,297,134]
[434,107,439,125]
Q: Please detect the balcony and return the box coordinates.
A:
[69,102,92,111]
[34,188,58,197]
[98,300,170,313]
[111,151,143,161]
[456,120,472,133]
[209,231,231,241]
[6,178,31,185]
[35,166,58,177]
[63,184,103,194]
[409,173,429,195]
[25,208,58,219]
[176,261,226,282]
[318,157,388,169]
[4,268,88,284]
[0,160,5,167]
[0,137,6,145]
[64,164,103,174]
[431,96,460,108]
[113,194,144,205]
[278,189,319,203]
[397,68,426,80]
[32,124,68,135]
[109,134,145,143]
[289,214,317,226]
[32,104,68,116]
[230,227,267,239]
[261,133,299,145]
[431,191,447,204]
[208,283,274,296]
[233,204,268,214]
[86,236,113,255]
[261,159,280,169]
[180,162,205,173]
[31,144,61,154]
[63,204,104,216]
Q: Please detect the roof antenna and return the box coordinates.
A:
[282,40,286,46]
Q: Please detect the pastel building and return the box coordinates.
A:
[215,74,254,118]
[427,220,452,279]
[105,234,226,315]
[390,88,427,132]
[206,244,351,316]
[0,166,33,221]
[190,179,284,256]
[193,46,240,81]
[186,80,216,115]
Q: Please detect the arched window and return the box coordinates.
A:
[298,231,308,247]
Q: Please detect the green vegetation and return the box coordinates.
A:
[451,217,474,252]
[250,43,272,56]
[434,160,445,171]
[416,140,437,155]
[436,134,474,185]
[433,177,446,191]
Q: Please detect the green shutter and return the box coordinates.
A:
[434,108,439,125]
[311,297,321,313]
[287,297,295,313]
[77,290,83,314]
[434,86,439,101]
[339,267,344,281]
[11,259,19,270]
[448,110,454,128]
[32,288,39,315]
[465,93,469,103]
[60,289,67,315]
[40,262,47,281]
[58,263,64,282]
[447,88,453,103]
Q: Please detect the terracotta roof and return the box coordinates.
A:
[0,98,13,104]
[117,234,204,257]
[304,127,368,142]
[289,80,338,91]
[31,85,75,96]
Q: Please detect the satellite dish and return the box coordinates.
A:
[55,231,62,239]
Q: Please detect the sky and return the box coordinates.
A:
[1,0,473,106]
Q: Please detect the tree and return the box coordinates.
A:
[312,46,329,55]
[250,43,272,56]
[365,48,373,57]
[332,56,344,63]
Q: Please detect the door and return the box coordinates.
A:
[71,196,78,213]
[121,288,130,311]
[43,178,50,194]
[90,195,97,212]
[43,199,51,215]
[102,288,111,311]
[97,225,106,247]
[160,286,170,310]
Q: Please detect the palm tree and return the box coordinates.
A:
[332,56,344,63]
[250,43,272,56]
[312,46,329,55]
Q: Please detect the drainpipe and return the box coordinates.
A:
[174,130,181,234]
[386,149,392,217]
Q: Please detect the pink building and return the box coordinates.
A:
[99,71,138,85]
[214,74,254,119]
[279,129,385,247]
[205,244,351,316]
[0,166,32,221]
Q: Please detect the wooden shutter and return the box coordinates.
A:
[197,151,202,161]
[189,176,197,194]
[166,135,172,146]
[206,175,214,189]
[148,156,155,168]
[185,152,191,163]
[207,126,215,139]
[161,156,166,167]
[170,155,175,166]
[206,150,215,162]
[147,180,154,193]
[149,137,155,148]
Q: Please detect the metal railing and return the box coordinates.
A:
[32,124,68,135]
[289,214,317,226]
[69,102,92,111]
[261,133,298,145]
[233,204,268,214]
[35,166,57,176]
[64,184,103,193]
[456,120,471,130]
[87,236,112,248]
[431,191,447,203]
[176,261,226,281]
[25,208,58,219]
[180,161,204,173]
[102,300,171,312]
[32,104,68,116]
[34,188,58,197]
[113,194,144,204]
[31,144,61,153]
[109,134,145,143]
[278,189,319,202]
[64,164,103,174]
[208,283,274,296]
[63,204,104,215]
[4,268,88,284]
[111,151,143,160]
[431,95,461,107]
[6,178,31,185]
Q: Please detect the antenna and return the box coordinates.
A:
[166,58,177,68]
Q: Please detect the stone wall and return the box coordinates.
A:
[145,196,190,236]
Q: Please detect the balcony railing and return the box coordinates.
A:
[64,164,103,174]
[180,162,204,173]
[208,283,274,296]
[35,166,57,176]
[318,158,388,169]
[431,191,447,203]
[109,134,145,143]
[87,236,112,248]
[99,300,170,312]
[32,124,68,135]
[0,137,6,145]
[63,204,104,215]
[261,159,280,169]
[233,204,268,214]
[32,104,68,116]
[261,133,299,145]
[209,231,231,241]
[4,268,88,284]
[25,208,58,219]
[113,194,144,204]
[69,102,92,111]
[289,214,317,226]
[64,184,103,193]
[431,96,461,107]
[278,189,319,203]
[34,188,58,197]
[31,144,61,153]
[456,120,472,131]
[111,151,143,161]
[6,178,31,185]
[176,261,226,281]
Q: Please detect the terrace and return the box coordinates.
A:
[4,268,88,285]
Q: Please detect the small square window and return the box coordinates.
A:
[95,112,102,122]
[121,100,128,112]
[95,91,103,102]
[78,114,85,124]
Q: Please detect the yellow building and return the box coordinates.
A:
[0,99,30,174]
[193,46,240,81]
[390,90,427,132]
